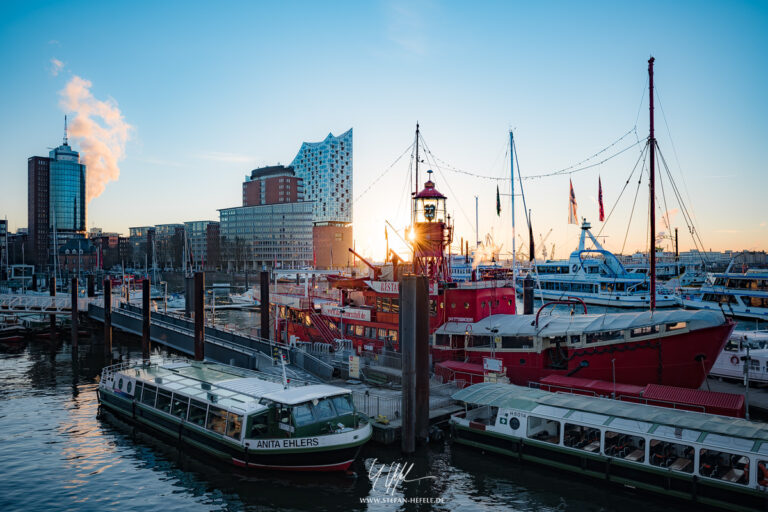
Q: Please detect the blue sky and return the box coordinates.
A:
[1,0,766,259]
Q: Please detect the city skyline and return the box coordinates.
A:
[1,1,766,261]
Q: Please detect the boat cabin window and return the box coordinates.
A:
[378,328,387,340]
[330,395,354,415]
[118,378,124,390]
[388,330,398,342]
[206,407,228,435]
[435,334,450,346]
[313,398,336,420]
[355,325,364,336]
[226,413,242,440]
[188,399,208,426]
[699,449,749,485]
[248,412,270,438]
[604,431,645,462]
[171,395,189,418]
[501,336,534,349]
[292,404,315,427]
[126,382,132,394]
[586,331,623,344]
[758,461,768,487]
[665,322,686,332]
[156,389,172,414]
[649,439,693,472]
[563,424,600,452]
[527,416,560,444]
[141,384,157,407]
[630,326,659,338]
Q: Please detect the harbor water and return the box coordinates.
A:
[0,325,712,512]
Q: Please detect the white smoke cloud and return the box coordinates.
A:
[59,76,131,202]
[50,58,64,76]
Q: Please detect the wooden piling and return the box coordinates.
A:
[49,275,57,343]
[260,271,270,340]
[523,274,534,315]
[87,274,95,297]
[194,271,205,360]
[142,278,150,359]
[71,277,78,349]
[399,274,430,453]
[103,278,112,356]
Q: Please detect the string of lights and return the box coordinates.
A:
[427,128,642,182]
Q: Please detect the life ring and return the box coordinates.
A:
[730,355,740,365]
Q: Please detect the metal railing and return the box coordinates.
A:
[351,391,401,420]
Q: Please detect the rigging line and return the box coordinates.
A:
[418,134,475,231]
[656,140,673,238]
[634,75,649,138]
[621,156,645,255]
[595,143,649,239]
[654,86,700,229]
[395,150,415,223]
[657,146,711,264]
[428,128,639,181]
[353,141,414,204]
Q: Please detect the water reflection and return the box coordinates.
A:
[0,332,716,511]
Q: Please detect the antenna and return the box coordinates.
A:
[64,115,68,145]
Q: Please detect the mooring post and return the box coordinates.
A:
[400,274,430,454]
[260,270,270,340]
[142,278,150,359]
[103,278,112,356]
[49,275,57,343]
[71,277,79,350]
[194,271,205,360]
[184,275,194,318]
[523,274,534,315]
[87,274,94,297]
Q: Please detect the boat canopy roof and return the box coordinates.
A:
[452,383,768,443]
[121,360,349,414]
[435,309,724,337]
[261,385,351,405]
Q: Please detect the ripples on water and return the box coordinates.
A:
[0,334,700,511]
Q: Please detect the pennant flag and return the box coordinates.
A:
[568,179,578,224]
[496,185,501,216]
[598,176,605,222]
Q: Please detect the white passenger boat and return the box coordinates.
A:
[681,268,768,321]
[710,330,768,383]
[451,382,768,511]
[517,220,678,308]
[98,358,372,471]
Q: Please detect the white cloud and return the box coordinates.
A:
[60,76,132,202]
[50,58,64,76]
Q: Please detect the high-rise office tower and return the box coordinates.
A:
[27,118,87,269]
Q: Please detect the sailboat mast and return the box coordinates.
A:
[648,56,657,311]
[510,131,516,297]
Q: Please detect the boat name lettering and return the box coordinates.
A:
[253,438,320,449]
[320,305,371,322]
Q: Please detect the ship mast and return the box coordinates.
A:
[648,57,656,311]
[414,122,420,197]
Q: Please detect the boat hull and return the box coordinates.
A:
[98,389,371,472]
[523,288,680,308]
[461,322,734,388]
[682,298,768,321]
[451,423,765,512]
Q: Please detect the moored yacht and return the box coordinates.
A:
[97,358,372,471]
[681,268,768,321]
[517,220,678,308]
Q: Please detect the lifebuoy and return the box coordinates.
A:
[730,355,740,365]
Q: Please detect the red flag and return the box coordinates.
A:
[598,176,605,222]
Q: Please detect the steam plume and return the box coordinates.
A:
[59,76,131,202]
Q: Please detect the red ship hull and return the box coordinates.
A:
[446,321,734,389]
